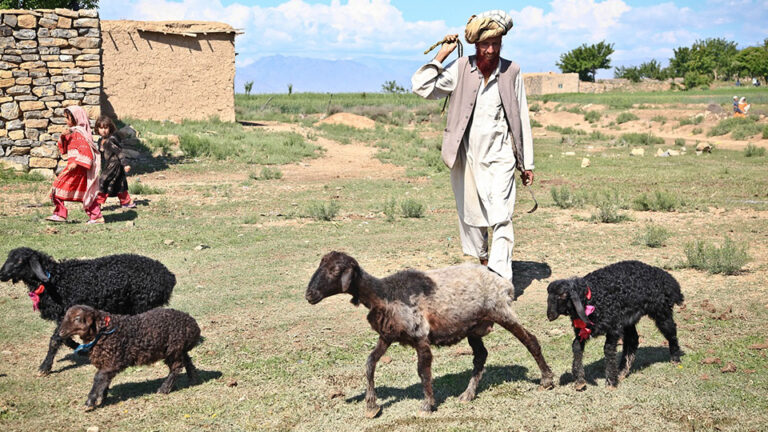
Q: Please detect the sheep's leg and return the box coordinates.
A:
[619,325,639,380]
[364,337,390,418]
[653,314,684,362]
[415,340,435,414]
[502,320,554,389]
[458,336,487,402]
[604,333,620,387]
[158,356,184,394]
[38,323,66,376]
[85,369,117,409]
[571,337,587,391]
[63,337,79,350]
[183,353,200,384]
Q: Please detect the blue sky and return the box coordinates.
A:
[100,0,768,78]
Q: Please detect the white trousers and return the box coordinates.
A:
[458,218,515,282]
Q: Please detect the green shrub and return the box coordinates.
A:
[692,127,703,135]
[179,134,216,158]
[307,200,340,221]
[683,237,750,275]
[584,111,602,123]
[588,130,613,141]
[590,191,629,223]
[382,197,397,222]
[632,191,678,212]
[530,119,543,128]
[651,115,667,124]
[763,125,768,139]
[674,138,686,146]
[683,71,712,90]
[242,214,259,224]
[546,125,587,135]
[551,186,585,209]
[620,132,665,146]
[679,115,704,126]
[529,103,541,112]
[744,144,766,157]
[128,182,164,195]
[253,166,283,180]
[400,198,425,218]
[707,117,761,138]
[566,106,584,114]
[635,224,671,248]
[0,168,46,184]
[616,112,639,124]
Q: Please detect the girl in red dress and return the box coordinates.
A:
[46,106,103,223]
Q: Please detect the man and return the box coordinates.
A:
[411,10,534,283]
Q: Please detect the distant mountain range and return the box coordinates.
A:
[234,55,425,94]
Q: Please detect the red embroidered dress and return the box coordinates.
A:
[52,131,94,202]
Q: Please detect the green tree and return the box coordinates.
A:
[691,38,738,80]
[381,80,407,94]
[0,0,98,8]
[615,59,668,82]
[668,46,693,77]
[244,81,253,96]
[735,46,768,79]
[556,40,615,82]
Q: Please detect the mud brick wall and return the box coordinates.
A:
[0,8,101,177]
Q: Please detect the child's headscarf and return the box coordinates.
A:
[65,106,101,208]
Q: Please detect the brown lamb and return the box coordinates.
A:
[305,251,554,418]
[59,305,201,410]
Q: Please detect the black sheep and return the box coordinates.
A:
[59,305,201,409]
[0,247,175,375]
[546,260,684,390]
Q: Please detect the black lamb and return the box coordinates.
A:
[0,247,175,375]
[59,305,201,409]
[546,260,684,390]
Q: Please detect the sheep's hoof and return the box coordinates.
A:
[364,405,381,419]
[83,403,96,412]
[419,401,435,415]
[605,381,618,389]
[418,408,433,417]
[458,390,475,402]
[539,374,555,390]
[574,381,587,392]
[36,369,50,378]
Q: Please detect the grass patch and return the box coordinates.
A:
[589,190,630,223]
[707,117,762,139]
[306,200,340,221]
[616,112,639,124]
[678,115,704,126]
[675,138,686,146]
[550,186,585,209]
[584,111,602,123]
[683,237,750,275]
[588,130,613,141]
[744,144,766,157]
[692,127,703,135]
[528,103,541,112]
[382,197,397,222]
[632,191,679,212]
[619,132,665,146]
[651,115,667,124]
[546,125,587,135]
[530,118,543,128]
[635,224,671,248]
[763,125,768,139]
[0,168,46,184]
[252,167,284,180]
[128,181,164,195]
[400,198,425,218]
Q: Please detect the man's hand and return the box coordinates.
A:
[521,170,534,186]
[435,34,459,63]
[124,165,131,173]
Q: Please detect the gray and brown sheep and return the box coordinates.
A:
[305,251,554,417]
[59,305,201,409]
[546,260,684,390]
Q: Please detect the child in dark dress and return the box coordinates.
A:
[95,116,135,209]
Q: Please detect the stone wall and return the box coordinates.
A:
[100,20,236,123]
[579,77,684,93]
[523,72,579,95]
[0,8,100,176]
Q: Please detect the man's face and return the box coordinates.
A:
[476,36,502,61]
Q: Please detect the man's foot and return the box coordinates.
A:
[121,201,136,209]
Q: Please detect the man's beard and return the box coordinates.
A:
[476,49,499,77]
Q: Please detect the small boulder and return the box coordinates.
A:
[630,148,645,157]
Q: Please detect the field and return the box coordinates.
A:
[1,86,767,431]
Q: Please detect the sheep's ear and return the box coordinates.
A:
[340,267,354,292]
[570,290,590,323]
[29,256,49,282]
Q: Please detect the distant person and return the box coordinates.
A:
[735,78,741,86]
[95,115,136,210]
[47,106,103,224]
[738,97,751,115]
[411,10,534,283]
[753,77,760,87]
[733,96,741,115]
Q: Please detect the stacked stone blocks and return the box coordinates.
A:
[0,9,100,178]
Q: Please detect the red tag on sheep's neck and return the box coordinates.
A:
[573,319,592,341]
[29,284,45,311]
[586,286,592,300]
[104,316,111,328]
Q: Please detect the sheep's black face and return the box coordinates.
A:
[546,280,572,321]
[0,248,42,284]
[305,252,358,305]
[60,305,97,341]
